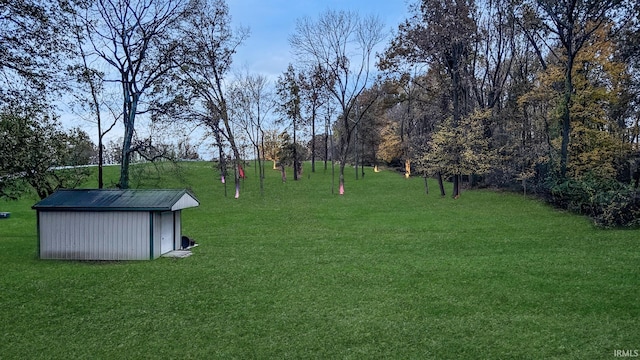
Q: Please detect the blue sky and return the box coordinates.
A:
[227,0,413,79]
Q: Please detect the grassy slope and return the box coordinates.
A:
[0,161,638,359]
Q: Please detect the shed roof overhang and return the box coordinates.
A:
[32,189,200,212]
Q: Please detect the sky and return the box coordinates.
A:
[226,0,413,79]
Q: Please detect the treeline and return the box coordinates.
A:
[2,0,640,225]
[285,0,640,226]
[1,0,234,196]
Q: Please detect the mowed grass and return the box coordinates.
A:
[1,161,638,359]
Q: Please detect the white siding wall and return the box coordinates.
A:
[39,211,150,260]
[171,194,199,211]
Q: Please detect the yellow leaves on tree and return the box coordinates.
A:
[260,129,282,170]
[567,24,631,179]
[519,22,631,180]
[377,123,403,165]
[418,110,494,179]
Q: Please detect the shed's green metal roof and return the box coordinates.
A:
[32,189,199,212]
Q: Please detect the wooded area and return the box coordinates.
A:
[1,0,639,225]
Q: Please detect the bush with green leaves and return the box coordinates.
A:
[593,189,640,228]
[547,175,640,227]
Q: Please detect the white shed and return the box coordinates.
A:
[32,189,199,260]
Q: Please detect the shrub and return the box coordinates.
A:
[546,175,640,227]
[594,190,640,228]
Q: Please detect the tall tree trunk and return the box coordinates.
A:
[293,116,298,181]
[119,90,138,189]
[72,14,105,189]
[88,60,105,189]
[311,107,316,173]
[405,159,411,178]
[372,146,379,173]
[634,116,640,152]
[324,126,329,171]
[339,166,345,195]
[453,174,460,199]
[449,43,464,197]
[330,126,335,193]
[98,143,104,189]
[213,123,227,196]
[402,90,411,179]
[256,149,263,195]
[423,175,429,195]
[437,172,446,197]
[255,127,264,195]
[360,136,365,179]
[560,56,574,179]
[258,129,265,195]
[338,104,356,193]
[220,111,241,198]
[354,123,359,180]
[119,139,131,189]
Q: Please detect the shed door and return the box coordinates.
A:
[160,212,174,254]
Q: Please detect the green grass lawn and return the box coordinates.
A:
[1,161,638,359]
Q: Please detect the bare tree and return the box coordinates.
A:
[81,0,192,189]
[69,13,119,188]
[299,64,330,173]
[230,71,273,194]
[471,0,516,110]
[290,9,385,195]
[159,0,248,197]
